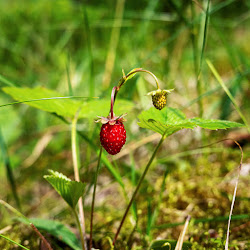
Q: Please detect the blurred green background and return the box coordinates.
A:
[0,0,249,249]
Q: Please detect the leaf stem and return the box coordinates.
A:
[71,112,86,250]
[89,146,103,250]
[112,135,165,245]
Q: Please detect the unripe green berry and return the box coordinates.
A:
[147,88,174,110]
[152,93,167,110]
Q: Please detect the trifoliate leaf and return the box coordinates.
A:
[44,170,85,209]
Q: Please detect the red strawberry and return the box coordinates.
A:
[100,120,126,155]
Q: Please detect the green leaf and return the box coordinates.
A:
[30,218,81,250]
[44,170,85,209]
[2,87,82,117]
[138,107,244,136]
[78,99,134,119]
[2,86,133,119]
[189,118,244,130]
[150,239,192,250]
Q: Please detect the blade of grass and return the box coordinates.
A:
[82,5,96,177]
[66,54,73,96]
[192,0,210,117]
[182,69,250,110]
[0,74,17,87]
[0,200,28,223]
[169,0,189,25]
[206,59,250,133]
[138,0,160,41]
[0,128,21,211]
[82,5,94,97]
[225,141,243,250]
[0,234,30,250]
[89,146,103,250]
[146,198,153,236]
[175,215,191,250]
[198,0,210,78]
[209,0,236,14]
[129,153,138,223]
[146,167,169,239]
[102,0,125,87]
[71,109,86,250]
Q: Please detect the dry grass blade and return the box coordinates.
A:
[174,215,191,250]
[225,140,243,250]
[194,138,244,250]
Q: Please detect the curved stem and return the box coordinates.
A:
[71,112,86,250]
[127,69,160,89]
[89,146,103,250]
[112,135,165,246]
[110,86,117,119]
[112,68,161,111]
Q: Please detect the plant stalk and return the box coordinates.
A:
[72,208,86,250]
[30,223,53,250]
[89,146,103,250]
[112,68,160,110]
[112,135,165,245]
[71,112,86,250]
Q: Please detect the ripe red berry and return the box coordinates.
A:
[100,120,126,155]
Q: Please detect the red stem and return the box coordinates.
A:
[110,86,117,119]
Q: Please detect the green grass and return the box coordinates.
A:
[0,0,249,249]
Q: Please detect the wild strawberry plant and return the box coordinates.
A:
[0,68,245,250]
